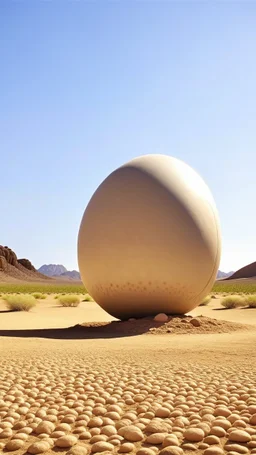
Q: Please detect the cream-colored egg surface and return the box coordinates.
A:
[78,155,221,319]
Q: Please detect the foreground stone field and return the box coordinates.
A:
[0,329,256,455]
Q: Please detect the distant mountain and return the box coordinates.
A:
[226,261,256,280]
[38,264,81,281]
[38,264,67,277]
[57,270,81,280]
[217,270,234,279]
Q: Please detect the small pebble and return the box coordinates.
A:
[154,313,169,322]
[190,318,201,327]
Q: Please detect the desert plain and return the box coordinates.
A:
[0,294,256,455]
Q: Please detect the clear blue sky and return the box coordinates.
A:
[1,2,255,273]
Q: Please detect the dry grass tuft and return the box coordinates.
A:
[246,295,256,308]
[32,292,47,299]
[199,295,211,306]
[82,293,94,302]
[221,296,246,309]
[4,294,37,311]
[58,295,80,307]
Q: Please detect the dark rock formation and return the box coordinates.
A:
[18,258,36,271]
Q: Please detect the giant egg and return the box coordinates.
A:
[78,155,221,319]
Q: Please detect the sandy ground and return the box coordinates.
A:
[1,295,256,330]
[0,296,114,330]
[0,296,256,455]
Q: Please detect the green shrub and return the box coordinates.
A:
[221,296,246,309]
[32,292,47,299]
[246,295,256,308]
[58,295,80,307]
[199,295,211,306]
[5,294,37,311]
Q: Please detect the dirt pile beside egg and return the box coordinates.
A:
[79,315,252,337]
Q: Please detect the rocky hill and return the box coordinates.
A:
[226,261,256,280]
[38,264,67,277]
[38,264,81,280]
[56,270,81,280]
[0,246,50,283]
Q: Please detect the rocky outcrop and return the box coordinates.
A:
[38,264,67,277]
[0,255,8,271]
[18,258,36,271]
[0,245,51,282]
[0,246,18,266]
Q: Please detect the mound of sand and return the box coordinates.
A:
[78,315,251,338]
[0,245,50,282]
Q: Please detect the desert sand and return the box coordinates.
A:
[0,296,256,455]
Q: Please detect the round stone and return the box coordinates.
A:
[159,447,184,455]
[184,428,205,442]
[163,436,179,447]
[78,155,221,319]
[55,435,78,448]
[181,444,197,451]
[155,407,170,418]
[137,450,157,455]
[250,414,256,425]
[224,444,249,454]
[0,428,13,438]
[67,446,88,455]
[228,430,251,443]
[35,421,55,435]
[119,443,135,453]
[14,432,29,441]
[210,427,226,438]
[146,433,167,444]
[5,439,25,450]
[79,432,91,440]
[91,435,108,443]
[27,441,51,454]
[123,425,144,442]
[154,313,169,322]
[190,318,201,327]
[204,436,221,445]
[145,421,170,433]
[101,425,117,436]
[204,448,224,455]
[91,441,114,452]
